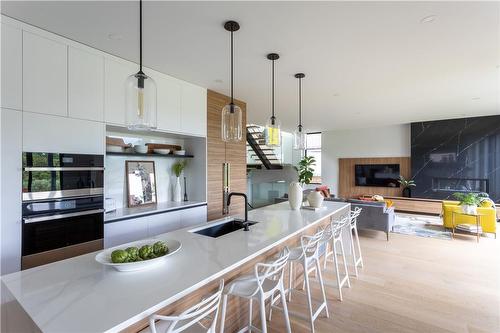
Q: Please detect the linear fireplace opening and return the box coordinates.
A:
[432,178,489,194]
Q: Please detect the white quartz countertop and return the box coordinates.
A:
[1,201,350,333]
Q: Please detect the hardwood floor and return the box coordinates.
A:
[266,230,500,333]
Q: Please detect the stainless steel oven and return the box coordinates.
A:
[22,152,104,201]
[21,152,104,269]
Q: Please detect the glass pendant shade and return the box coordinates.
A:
[221,103,243,141]
[265,116,281,147]
[293,126,306,150]
[126,72,157,130]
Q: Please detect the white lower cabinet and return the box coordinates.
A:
[180,205,207,228]
[104,218,149,249]
[147,210,181,237]
[1,109,22,275]
[22,112,105,154]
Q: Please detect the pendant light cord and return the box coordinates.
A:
[271,59,275,120]
[298,76,302,129]
[230,30,234,105]
[139,0,143,72]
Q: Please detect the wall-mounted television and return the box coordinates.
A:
[355,164,400,187]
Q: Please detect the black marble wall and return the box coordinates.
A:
[411,115,500,203]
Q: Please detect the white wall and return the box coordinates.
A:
[322,124,411,196]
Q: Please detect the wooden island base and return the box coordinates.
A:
[124,207,348,333]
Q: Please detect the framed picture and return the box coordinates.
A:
[125,160,157,207]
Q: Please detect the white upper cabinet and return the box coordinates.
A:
[180,82,207,137]
[23,112,105,154]
[104,58,137,126]
[68,47,104,122]
[1,23,22,110]
[23,31,67,116]
[153,70,181,133]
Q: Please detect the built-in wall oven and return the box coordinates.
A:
[21,152,104,269]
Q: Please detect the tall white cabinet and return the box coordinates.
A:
[1,23,22,110]
[23,31,68,117]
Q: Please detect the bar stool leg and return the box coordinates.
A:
[249,298,253,329]
[287,261,294,302]
[219,294,228,333]
[303,262,315,333]
[333,241,343,301]
[259,297,267,333]
[349,226,359,277]
[315,258,329,318]
[279,283,292,333]
[354,223,364,268]
[340,238,351,288]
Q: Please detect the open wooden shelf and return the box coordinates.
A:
[106,152,194,158]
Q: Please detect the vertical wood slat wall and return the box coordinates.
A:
[207,90,247,221]
[338,157,411,198]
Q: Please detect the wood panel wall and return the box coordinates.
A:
[207,90,247,221]
[338,157,411,199]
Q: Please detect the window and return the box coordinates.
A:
[305,132,321,184]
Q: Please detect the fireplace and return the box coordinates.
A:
[432,177,489,194]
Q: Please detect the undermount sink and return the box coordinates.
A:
[191,219,258,238]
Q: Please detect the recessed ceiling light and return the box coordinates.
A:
[332,93,339,97]
[214,79,223,84]
[471,97,480,100]
[107,33,123,40]
[420,15,437,24]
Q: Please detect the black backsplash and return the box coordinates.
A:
[411,115,500,203]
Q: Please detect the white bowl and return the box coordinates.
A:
[95,238,181,272]
[134,145,148,154]
[173,150,186,156]
[154,149,171,155]
[106,145,123,153]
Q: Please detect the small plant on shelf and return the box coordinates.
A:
[298,156,316,186]
[172,161,188,202]
[172,161,187,177]
[398,176,416,198]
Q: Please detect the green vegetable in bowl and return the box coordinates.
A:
[138,245,153,260]
[111,249,129,263]
[153,241,168,256]
[125,247,139,261]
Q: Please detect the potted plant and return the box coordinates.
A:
[289,156,316,210]
[398,176,416,198]
[452,192,480,215]
[172,161,187,202]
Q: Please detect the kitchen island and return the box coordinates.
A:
[1,201,350,333]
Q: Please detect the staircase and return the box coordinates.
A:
[246,125,283,169]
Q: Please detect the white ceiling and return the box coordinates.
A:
[2,1,499,132]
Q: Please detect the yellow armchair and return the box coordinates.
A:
[442,202,497,234]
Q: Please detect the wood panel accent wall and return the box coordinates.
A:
[207,90,247,221]
[338,157,411,198]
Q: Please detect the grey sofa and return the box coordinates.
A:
[327,198,395,241]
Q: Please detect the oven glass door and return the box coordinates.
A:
[22,212,104,256]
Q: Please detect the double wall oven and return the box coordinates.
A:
[21,152,104,269]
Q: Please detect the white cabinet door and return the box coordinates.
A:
[180,205,207,228]
[148,211,181,237]
[23,112,105,154]
[154,70,181,133]
[1,109,22,274]
[180,82,207,136]
[23,31,67,116]
[68,47,104,121]
[104,219,149,248]
[104,58,137,126]
[1,23,22,110]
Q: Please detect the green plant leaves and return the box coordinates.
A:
[298,156,316,185]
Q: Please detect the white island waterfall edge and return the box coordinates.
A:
[1,201,350,333]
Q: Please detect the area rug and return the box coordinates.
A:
[392,213,452,240]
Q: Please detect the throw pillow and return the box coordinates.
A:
[372,195,384,202]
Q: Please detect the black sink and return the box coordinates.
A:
[192,220,258,238]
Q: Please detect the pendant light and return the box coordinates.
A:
[221,21,242,142]
[265,53,281,147]
[125,0,157,130]
[293,73,306,150]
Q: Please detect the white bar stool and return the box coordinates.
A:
[219,247,291,333]
[272,228,329,333]
[348,207,364,277]
[323,217,351,301]
[142,280,224,333]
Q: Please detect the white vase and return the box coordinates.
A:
[173,177,182,202]
[461,205,477,215]
[288,182,303,210]
[307,191,324,208]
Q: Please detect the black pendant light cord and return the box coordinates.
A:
[230,30,234,105]
[139,0,143,73]
[271,59,275,122]
[298,76,302,130]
